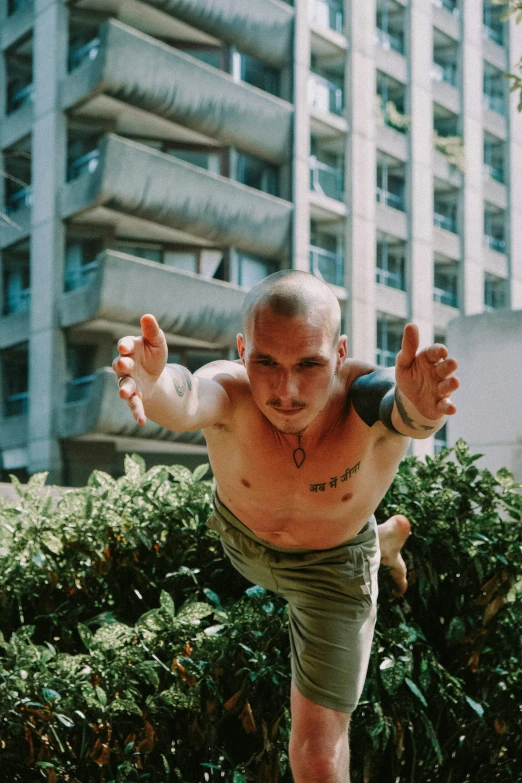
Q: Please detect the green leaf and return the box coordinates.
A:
[405,678,428,708]
[41,532,63,555]
[465,695,484,717]
[77,623,94,650]
[96,686,107,707]
[56,713,74,728]
[42,688,61,703]
[192,463,209,482]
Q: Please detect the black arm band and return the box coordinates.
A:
[349,369,401,435]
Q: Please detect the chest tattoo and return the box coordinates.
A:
[309,461,361,492]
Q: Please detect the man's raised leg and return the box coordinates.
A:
[377,514,411,596]
[288,682,351,783]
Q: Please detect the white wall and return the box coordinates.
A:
[447,309,522,481]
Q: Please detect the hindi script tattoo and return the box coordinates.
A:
[310,461,361,492]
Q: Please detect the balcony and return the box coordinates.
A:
[310,157,344,201]
[484,235,506,254]
[64,259,99,293]
[433,211,457,233]
[4,390,29,418]
[375,348,397,368]
[8,0,32,12]
[433,287,458,307]
[59,250,246,347]
[376,187,404,212]
[310,0,344,34]
[56,366,206,444]
[431,62,457,88]
[7,82,34,115]
[5,186,32,215]
[309,245,344,287]
[376,267,404,291]
[61,19,293,165]
[61,134,292,261]
[432,0,459,16]
[308,73,344,117]
[483,93,505,116]
[4,287,30,315]
[483,163,504,184]
[65,374,97,404]
[375,27,404,55]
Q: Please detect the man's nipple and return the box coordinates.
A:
[241,479,251,488]
[342,493,353,502]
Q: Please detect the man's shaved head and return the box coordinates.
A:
[242,270,342,344]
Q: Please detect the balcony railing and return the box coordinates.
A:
[376,348,397,368]
[375,28,404,54]
[484,234,506,253]
[376,187,405,211]
[483,93,505,115]
[4,390,29,417]
[308,73,344,116]
[5,288,31,315]
[67,148,100,182]
[69,37,101,72]
[7,82,34,114]
[433,211,457,233]
[310,0,343,34]
[432,0,459,16]
[483,163,504,183]
[310,157,344,201]
[5,186,32,215]
[431,62,457,87]
[483,24,503,46]
[433,286,458,307]
[64,260,99,292]
[376,267,404,290]
[7,0,31,15]
[310,245,344,287]
[65,374,97,404]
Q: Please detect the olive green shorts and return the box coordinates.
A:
[207,493,380,714]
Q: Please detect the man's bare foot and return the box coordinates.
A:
[377,514,411,596]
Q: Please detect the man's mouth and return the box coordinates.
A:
[271,407,305,416]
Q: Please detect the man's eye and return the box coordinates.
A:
[258,360,275,366]
[300,362,318,368]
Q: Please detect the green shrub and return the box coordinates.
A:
[0,441,521,782]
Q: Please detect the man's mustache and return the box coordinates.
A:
[268,399,307,409]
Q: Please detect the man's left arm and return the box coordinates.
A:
[349,324,459,440]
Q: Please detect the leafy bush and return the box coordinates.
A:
[0,441,521,782]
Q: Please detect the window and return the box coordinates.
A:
[483,133,505,183]
[484,203,506,253]
[310,225,344,287]
[64,236,104,292]
[166,147,222,175]
[483,0,505,45]
[432,29,458,87]
[2,136,32,215]
[376,317,404,367]
[376,238,406,291]
[434,422,448,453]
[5,35,33,114]
[376,0,406,54]
[2,343,29,417]
[376,72,408,133]
[376,157,405,211]
[66,344,97,403]
[232,51,280,97]
[310,144,344,201]
[2,241,30,315]
[484,275,506,310]
[237,254,279,289]
[483,63,505,115]
[237,153,279,197]
[434,186,459,234]
[310,0,344,34]
[434,263,459,307]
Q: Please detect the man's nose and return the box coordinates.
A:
[274,371,298,399]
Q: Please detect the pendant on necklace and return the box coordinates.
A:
[293,434,305,468]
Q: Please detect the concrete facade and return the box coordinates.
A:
[0,0,521,483]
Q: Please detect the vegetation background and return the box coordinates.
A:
[0,440,521,782]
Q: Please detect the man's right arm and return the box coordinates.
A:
[143,363,232,432]
[113,314,232,432]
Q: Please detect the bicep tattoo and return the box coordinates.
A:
[349,369,400,434]
[170,365,193,398]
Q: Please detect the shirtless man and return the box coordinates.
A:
[113,270,459,783]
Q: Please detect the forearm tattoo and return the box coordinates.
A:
[172,365,193,398]
[395,388,435,432]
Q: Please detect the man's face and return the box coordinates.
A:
[237,306,346,435]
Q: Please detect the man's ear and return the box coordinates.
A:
[237,334,245,364]
[336,335,348,368]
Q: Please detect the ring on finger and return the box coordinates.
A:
[118,376,129,389]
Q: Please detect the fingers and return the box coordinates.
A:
[425,343,448,363]
[141,313,164,346]
[437,397,457,416]
[434,357,458,379]
[128,393,146,426]
[437,375,460,397]
[117,336,136,355]
[396,323,419,366]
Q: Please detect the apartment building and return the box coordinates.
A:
[0,0,521,484]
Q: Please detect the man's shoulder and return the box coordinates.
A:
[342,359,379,390]
[194,359,249,395]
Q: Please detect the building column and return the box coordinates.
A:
[508,12,522,307]
[461,0,484,314]
[408,0,435,461]
[345,0,376,363]
[292,0,311,273]
[28,0,67,481]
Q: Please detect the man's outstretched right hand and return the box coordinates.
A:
[112,314,168,426]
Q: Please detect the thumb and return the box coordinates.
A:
[140,314,164,347]
[397,323,419,367]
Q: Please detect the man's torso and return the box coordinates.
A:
[198,359,409,549]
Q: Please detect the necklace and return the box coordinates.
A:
[293,434,306,468]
